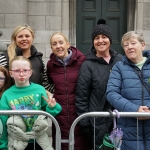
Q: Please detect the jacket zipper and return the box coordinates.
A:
[64,65,69,131]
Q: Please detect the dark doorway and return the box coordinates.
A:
[76,0,127,55]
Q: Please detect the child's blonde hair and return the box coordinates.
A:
[8,25,34,63]
[9,56,32,70]
[121,31,145,47]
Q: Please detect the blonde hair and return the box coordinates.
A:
[0,66,10,96]
[7,25,34,63]
[9,56,32,70]
[50,32,69,46]
[121,31,145,47]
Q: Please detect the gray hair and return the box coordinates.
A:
[121,31,145,47]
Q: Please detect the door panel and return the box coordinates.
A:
[76,0,127,55]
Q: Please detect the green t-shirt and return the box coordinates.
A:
[0,82,62,149]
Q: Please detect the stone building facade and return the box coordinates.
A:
[0,0,150,62]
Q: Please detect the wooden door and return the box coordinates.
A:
[76,0,127,55]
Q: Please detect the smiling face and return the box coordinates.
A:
[50,33,70,59]
[9,60,32,87]
[15,29,33,51]
[123,37,145,63]
[93,34,111,57]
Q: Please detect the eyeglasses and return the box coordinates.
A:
[0,77,5,82]
[11,69,31,76]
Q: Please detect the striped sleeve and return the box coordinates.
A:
[41,59,54,93]
[0,54,8,67]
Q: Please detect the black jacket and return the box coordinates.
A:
[75,47,123,149]
[0,45,54,91]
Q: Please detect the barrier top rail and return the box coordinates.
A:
[0,110,61,150]
[69,112,150,150]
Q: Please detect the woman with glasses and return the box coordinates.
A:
[0,56,62,150]
[0,25,53,92]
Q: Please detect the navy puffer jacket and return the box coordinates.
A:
[106,50,150,150]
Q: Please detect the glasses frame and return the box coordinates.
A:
[11,69,31,76]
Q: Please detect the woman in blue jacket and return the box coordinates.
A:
[106,31,150,150]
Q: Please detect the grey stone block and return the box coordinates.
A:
[46,43,52,57]
[143,2,150,17]
[46,0,61,2]
[143,30,150,49]
[29,16,45,29]
[0,14,4,27]
[0,28,13,40]
[0,0,27,13]
[46,16,61,30]
[29,0,45,1]
[29,2,61,16]
[143,17,150,30]
[34,30,53,44]
[5,14,27,28]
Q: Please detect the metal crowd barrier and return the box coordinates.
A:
[1,111,150,150]
[0,110,61,150]
[69,112,150,150]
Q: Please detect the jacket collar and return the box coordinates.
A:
[122,50,150,66]
[56,49,73,66]
[15,45,42,57]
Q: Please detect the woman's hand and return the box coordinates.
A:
[42,90,56,108]
[137,106,150,120]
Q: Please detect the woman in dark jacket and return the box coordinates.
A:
[106,31,150,150]
[0,25,53,92]
[47,32,92,150]
[75,19,122,150]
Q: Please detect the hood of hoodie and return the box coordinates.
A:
[16,45,43,58]
[49,46,85,66]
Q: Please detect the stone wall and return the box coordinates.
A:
[0,0,69,63]
[135,0,150,49]
[0,0,150,62]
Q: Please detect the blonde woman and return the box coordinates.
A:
[47,32,92,150]
[0,25,53,92]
